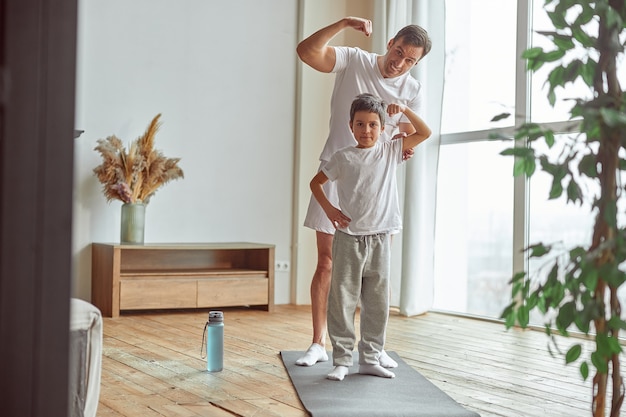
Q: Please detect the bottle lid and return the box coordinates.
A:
[209,311,224,323]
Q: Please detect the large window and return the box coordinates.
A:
[434,0,519,319]
[440,0,517,134]
[433,0,606,324]
[434,140,514,317]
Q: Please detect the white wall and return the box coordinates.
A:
[72,0,298,304]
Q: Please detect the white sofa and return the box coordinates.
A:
[69,298,103,417]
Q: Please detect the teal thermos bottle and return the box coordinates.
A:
[205,311,224,372]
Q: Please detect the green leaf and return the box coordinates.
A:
[525,123,546,140]
[549,177,564,199]
[581,59,595,86]
[548,66,566,89]
[501,302,517,329]
[513,157,532,177]
[522,47,544,59]
[527,292,538,310]
[528,243,551,257]
[572,26,595,48]
[504,309,516,329]
[566,179,583,204]
[511,281,523,298]
[574,307,592,334]
[528,57,544,72]
[607,336,623,355]
[491,112,511,122]
[607,316,626,331]
[580,361,589,380]
[566,344,582,364]
[517,305,530,328]
[546,263,559,285]
[500,302,514,318]
[574,3,594,27]
[547,11,568,29]
[599,262,625,287]
[500,147,534,157]
[543,49,566,62]
[544,130,555,147]
[605,267,626,287]
[591,351,608,374]
[552,34,576,51]
[524,157,536,176]
[511,271,526,284]
[581,267,599,291]
[548,87,557,106]
[510,272,526,297]
[578,153,598,177]
[539,155,558,175]
[556,301,576,331]
[564,60,583,84]
[569,246,585,259]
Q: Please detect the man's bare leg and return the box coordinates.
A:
[296,231,333,366]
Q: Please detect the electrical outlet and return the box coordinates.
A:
[275,260,290,272]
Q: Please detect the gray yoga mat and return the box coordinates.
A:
[280,351,480,417]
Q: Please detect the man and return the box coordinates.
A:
[296,16,432,367]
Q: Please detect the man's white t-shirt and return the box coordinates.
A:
[322,140,404,236]
[319,46,424,162]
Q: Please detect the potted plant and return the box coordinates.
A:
[492,1,626,416]
[93,113,184,244]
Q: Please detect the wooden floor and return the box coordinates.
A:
[97,304,613,417]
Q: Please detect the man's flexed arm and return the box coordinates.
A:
[296,17,373,73]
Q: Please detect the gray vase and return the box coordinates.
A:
[120,203,145,244]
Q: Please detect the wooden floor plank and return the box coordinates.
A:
[96,305,622,417]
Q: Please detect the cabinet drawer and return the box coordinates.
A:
[120,279,197,310]
[197,278,268,307]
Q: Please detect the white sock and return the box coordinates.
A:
[359,364,395,379]
[379,350,398,368]
[327,365,350,381]
[295,343,328,366]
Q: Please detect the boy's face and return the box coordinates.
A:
[350,110,384,149]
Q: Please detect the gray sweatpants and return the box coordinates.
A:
[327,230,391,367]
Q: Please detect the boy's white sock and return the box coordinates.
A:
[359,364,396,378]
[327,365,350,381]
[379,350,398,368]
[295,343,328,366]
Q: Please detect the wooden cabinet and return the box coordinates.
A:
[91,242,275,318]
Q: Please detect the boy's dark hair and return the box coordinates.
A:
[393,25,432,58]
[350,93,386,125]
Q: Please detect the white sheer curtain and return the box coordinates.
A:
[373,0,445,316]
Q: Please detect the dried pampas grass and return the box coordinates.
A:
[93,114,184,204]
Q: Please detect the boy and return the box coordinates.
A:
[310,93,431,381]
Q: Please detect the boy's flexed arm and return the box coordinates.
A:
[310,171,351,229]
[387,104,432,151]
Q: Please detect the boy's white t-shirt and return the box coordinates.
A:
[322,140,404,236]
[319,46,423,162]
